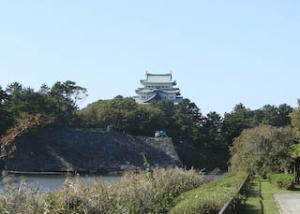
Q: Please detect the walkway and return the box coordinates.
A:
[274,194,300,214]
[241,177,300,214]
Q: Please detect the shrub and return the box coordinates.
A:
[0,183,43,214]
[170,172,248,214]
[113,168,206,213]
[269,173,294,190]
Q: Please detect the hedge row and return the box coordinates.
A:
[169,172,248,214]
[268,173,294,190]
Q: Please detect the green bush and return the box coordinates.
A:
[0,168,206,214]
[169,172,248,214]
[268,173,294,190]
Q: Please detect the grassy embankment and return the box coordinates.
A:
[170,172,248,214]
[241,176,300,214]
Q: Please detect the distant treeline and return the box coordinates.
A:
[80,96,292,148]
[0,81,87,136]
[0,81,294,150]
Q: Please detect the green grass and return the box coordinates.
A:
[169,172,248,214]
[241,176,300,214]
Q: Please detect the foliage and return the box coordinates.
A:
[222,103,254,146]
[0,81,295,172]
[253,104,293,127]
[78,97,295,170]
[290,144,300,184]
[241,176,300,214]
[170,172,248,214]
[1,79,293,151]
[268,173,294,190]
[79,98,204,143]
[172,99,203,143]
[290,106,300,184]
[0,81,87,135]
[0,86,13,135]
[80,96,293,147]
[291,103,300,137]
[79,96,165,136]
[200,111,224,148]
[48,81,87,125]
[222,103,293,146]
[0,168,206,214]
[290,144,300,159]
[230,125,297,176]
[0,113,55,158]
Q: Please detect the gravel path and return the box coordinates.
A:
[274,194,300,214]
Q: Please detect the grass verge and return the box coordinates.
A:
[241,176,300,214]
[169,172,248,214]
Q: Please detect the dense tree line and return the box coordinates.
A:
[0,80,295,151]
[3,80,300,174]
[79,96,293,149]
[0,81,87,135]
[1,81,299,172]
[229,102,300,183]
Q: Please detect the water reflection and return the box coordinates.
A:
[0,173,223,192]
[0,174,121,192]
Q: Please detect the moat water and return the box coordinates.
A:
[0,174,222,192]
[0,174,121,192]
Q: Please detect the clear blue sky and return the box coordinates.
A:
[0,0,300,114]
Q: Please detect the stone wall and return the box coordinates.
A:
[4,128,181,173]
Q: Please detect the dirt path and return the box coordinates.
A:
[274,194,300,214]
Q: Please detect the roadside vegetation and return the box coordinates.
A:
[170,172,248,214]
[230,125,297,176]
[241,176,300,214]
[228,103,300,213]
[0,168,206,214]
[268,173,295,190]
[229,114,300,183]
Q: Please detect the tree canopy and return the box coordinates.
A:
[79,96,293,151]
[0,80,295,154]
[0,81,87,135]
[230,125,297,175]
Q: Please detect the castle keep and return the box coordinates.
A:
[134,72,183,104]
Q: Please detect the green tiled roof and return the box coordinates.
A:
[136,88,180,94]
[144,73,173,83]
